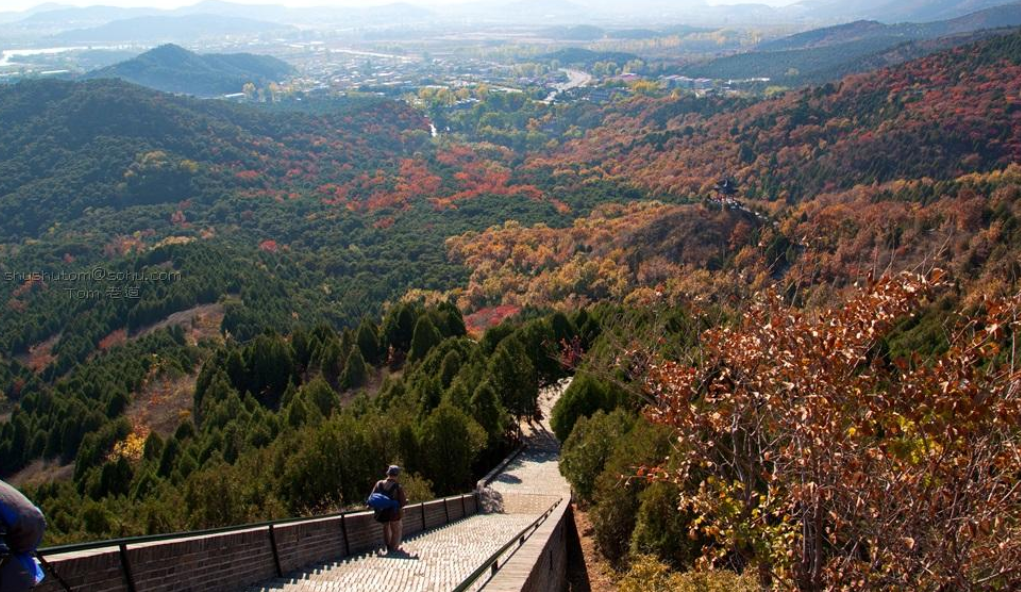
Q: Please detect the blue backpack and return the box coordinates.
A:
[366,492,399,511]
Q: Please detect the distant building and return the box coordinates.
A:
[586,87,622,104]
[451,98,480,111]
[662,76,715,94]
[662,75,694,90]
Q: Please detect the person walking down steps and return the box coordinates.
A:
[369,466,408,555]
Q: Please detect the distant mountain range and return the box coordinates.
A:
[84,43,294,97]
[18,5,161,27]
[787,0,1018,22]
[762,2,1021,50]
[49,13,293,44]
[681,3,1021,84]
[3,0,1021,32]
[0,3,72,24]
[0,1,435,35]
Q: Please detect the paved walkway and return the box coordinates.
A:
[483,381,571,515]
[244,380,571,592]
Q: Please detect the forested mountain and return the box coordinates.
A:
[512,30,1021,309]
[541,29,1021,201]
[85,44,294,97]
[0,79,420,240]
[0,73,629,532]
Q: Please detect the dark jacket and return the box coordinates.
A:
[371,478,407,521]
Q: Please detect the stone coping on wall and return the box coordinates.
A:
[478,497,572,592]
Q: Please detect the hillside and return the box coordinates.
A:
[539,47,641,68]
[798,27,1013,84]
[0,79,419,240]
[682,26,1017,85]
[0,82,597,548]
[682,4,1021,84]
[520,29,1021,306]
[759,20,898,51]
[0,75,625,483]
[790,0,1019,22]
[764,3,1021,50]
[85,44,295,97]
[544,30,1021,199]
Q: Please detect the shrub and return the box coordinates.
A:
[619,555,759,592]
[590,416,672,568]
[560,409,634,504]
[419,405,486,495]
[630,481,698,569]
[551,373,615,442]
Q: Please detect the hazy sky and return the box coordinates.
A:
[3,0,804,13]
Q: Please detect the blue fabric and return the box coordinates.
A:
[0,499,45,585]
[366,493,399,510]
[14,555,45,585]
[0,500,17,528]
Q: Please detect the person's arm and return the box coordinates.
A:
[398,485,408,508]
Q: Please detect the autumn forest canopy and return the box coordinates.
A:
[1,24,1021,591]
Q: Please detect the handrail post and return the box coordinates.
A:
[340,513,350,555]
[444,497,450,524]
[268,524,283,578]
[117,543,136,592]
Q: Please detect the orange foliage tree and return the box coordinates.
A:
[639,272,1021,589]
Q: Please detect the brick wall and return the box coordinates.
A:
[423,499,448,529]
[480,499,571,592]
[36,494,479,592]
[128,528,278,592]
[35,548,126,592]
[274,516,347,573]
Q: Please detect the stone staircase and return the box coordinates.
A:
[247,514,538,592]
[243,380,573,592]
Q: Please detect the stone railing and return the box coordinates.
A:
[478,498,571,592]
[35,493,479,592]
